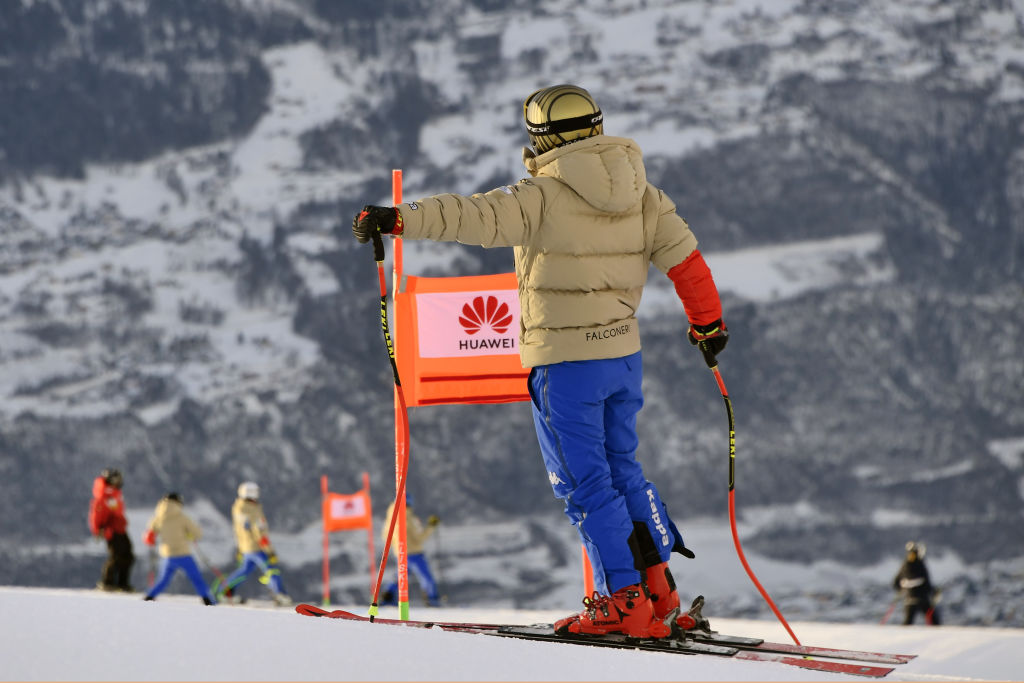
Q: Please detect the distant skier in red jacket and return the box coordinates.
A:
[88,468,135,591]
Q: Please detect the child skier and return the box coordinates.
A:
[351,84,727,638]
[219,482,292,606]
[141,493,216,605]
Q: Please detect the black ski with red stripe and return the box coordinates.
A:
[295,604,912,678]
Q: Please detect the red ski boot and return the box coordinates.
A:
[644,561,680,620]
[554,584,671,639]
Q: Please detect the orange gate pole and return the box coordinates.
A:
[393,169,410,621]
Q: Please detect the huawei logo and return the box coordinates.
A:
[459,295,513,335]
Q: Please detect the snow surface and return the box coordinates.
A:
[1,586,1021,682]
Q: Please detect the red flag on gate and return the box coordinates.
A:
[323,489,372,532]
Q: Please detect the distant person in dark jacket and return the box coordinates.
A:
[88,468,135,592]
[893,541,940,625]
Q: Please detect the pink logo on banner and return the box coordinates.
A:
[417,290,520,358]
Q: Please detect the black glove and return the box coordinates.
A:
[427,515,440,527]
[688,319,728,368]
[352,205,400,244]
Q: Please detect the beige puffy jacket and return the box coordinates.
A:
[232,498,272,554]
[381,502,435,555]
[145,498,202,558]
[397,135,699,367]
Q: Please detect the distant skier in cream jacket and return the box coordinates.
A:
[220,482,291,606]
[141,493,215,605]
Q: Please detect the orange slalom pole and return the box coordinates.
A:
[321,475,331,606]
[363,472,376,600]
[391,169,410,621]
[706,359,800,645]
[581,545,595,596]
[367,234,412,620]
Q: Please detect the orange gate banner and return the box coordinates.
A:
[395,272,529,406]
[321,473,375,604]
[323,489,372,532]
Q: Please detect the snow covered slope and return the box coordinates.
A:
[2,586,1021,682]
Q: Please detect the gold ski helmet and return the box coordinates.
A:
[523,84,603,154]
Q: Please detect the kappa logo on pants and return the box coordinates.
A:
[548,471,566,486]
[647,489,671,546]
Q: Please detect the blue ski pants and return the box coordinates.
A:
[384,553,440,605]
[224,551,286,595]
[145,555,214,601]
[529,351,681,595]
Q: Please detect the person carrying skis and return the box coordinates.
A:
[219,482,292,606]
[351,84,727,639]
[141,492,216,605]
[380,492,442,607]
[893,541,941,625]
[88,468,136,592]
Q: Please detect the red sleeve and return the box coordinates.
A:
[88,497,106,535]
[88,478,108,534]
[666,249,722,326]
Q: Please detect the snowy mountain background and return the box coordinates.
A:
[1,0,1023,626]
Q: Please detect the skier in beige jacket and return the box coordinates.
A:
[141,493,215,604]
[352,84,728,639]
[219,482,291,606]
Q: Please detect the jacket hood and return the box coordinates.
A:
[523,135,646,214]
[155,497,184,520]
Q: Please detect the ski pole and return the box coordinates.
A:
[193,542,227,583]
[239,552,280,601]
[697,342,800,645]
[432,523,445,604]
[257,560,286,600]
[926,588,942,625]
[193,541,232,597]
[880,595,899,625]
[367,230,412,621]
[147,545,158,590]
